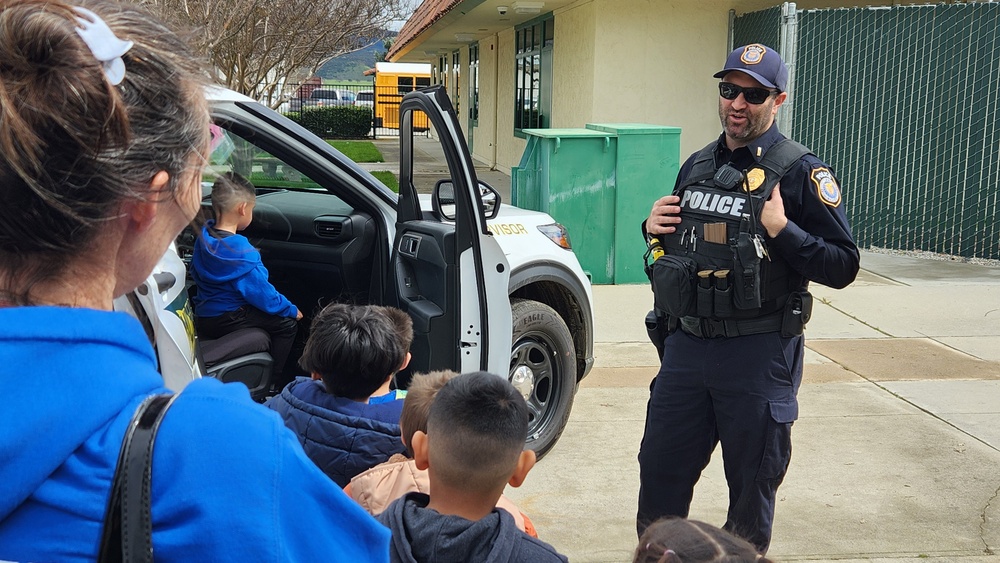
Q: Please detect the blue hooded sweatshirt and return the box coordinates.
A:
[0,306,388,562]
[191,220,297,318]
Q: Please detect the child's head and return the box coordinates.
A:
[398,370,459,456]
[299,303,411,401]
[415,371,535,498]
[633,518,770,563]
[210,172,255,229]
[378,305,414,359]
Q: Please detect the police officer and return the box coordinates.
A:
[638,44,860,553]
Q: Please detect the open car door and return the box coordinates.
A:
[390,86,512,379]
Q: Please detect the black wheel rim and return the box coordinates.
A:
[509,330,561,441]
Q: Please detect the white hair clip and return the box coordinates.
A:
[72,6,133,86]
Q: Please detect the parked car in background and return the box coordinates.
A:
[354,90,375,109]
[289,88,357,112]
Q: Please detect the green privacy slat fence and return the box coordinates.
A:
[735,4,1000,260]
[732,6,781,53]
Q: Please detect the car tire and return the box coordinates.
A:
[509,298,576,459]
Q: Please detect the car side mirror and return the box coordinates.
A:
[432,179,501,221]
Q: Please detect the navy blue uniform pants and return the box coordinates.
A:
[637,328,803,553]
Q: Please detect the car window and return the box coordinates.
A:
[313,90,336,99]
[357,92,374,102]
[207,123,325,192]
[341,92,356,102]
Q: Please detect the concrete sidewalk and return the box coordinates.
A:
[504,251,1000,562]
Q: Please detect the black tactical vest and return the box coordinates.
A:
[649,139,810,321]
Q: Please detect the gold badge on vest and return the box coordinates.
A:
[743,168,766,192]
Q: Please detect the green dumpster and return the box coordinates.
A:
[511,124,681,284]
[586,123,682,283]
[512,128,617,283]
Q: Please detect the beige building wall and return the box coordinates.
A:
[494,0,734,171]
[588,0,729,160]
[471,35,499,166]
[494,28,524,174]
[550,1,596,130]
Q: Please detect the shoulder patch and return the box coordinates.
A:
[811,167,841,207]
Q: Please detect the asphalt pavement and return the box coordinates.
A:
[374,136,1000,562]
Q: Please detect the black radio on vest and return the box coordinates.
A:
[645,139,813,337]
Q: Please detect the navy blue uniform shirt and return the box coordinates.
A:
[665,123,860,290]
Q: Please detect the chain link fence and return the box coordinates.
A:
[735,3,1000,260]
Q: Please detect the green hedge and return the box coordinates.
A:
[287,106,372,138]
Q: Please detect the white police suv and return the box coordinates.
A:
[132,85,594,457]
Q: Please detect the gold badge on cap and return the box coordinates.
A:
[810,167,841,207]
[744,168,766,192]
[741,44,767,65]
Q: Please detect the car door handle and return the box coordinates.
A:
[399,235,421,258]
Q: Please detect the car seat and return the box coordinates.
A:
[199,327,274,402]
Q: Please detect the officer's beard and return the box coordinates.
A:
[719,100,774,148]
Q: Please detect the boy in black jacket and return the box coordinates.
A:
[377,372,567,563]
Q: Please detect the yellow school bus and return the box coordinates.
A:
[374,62,432,130]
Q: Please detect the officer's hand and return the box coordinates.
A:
[295,309,304,321]
[761,183,788,238]
[645,195,682,235]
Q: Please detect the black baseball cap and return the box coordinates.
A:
[713,44,788,92]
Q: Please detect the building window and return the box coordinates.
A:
[514,16,553,134]
[438,55,448,89]
[469,44,479,125]
[452,50,461,116]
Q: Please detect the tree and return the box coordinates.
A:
[376,36,394,63]
[139,0,409,108]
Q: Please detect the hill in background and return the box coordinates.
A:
[317,36,395,82]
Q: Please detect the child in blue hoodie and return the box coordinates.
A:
[192,172,302,389]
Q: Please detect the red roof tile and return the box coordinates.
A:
[388,0,464,60]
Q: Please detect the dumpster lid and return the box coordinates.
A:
[521,128,613,138]
[586,123,681,135]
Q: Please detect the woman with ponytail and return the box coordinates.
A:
[0,2,388,560]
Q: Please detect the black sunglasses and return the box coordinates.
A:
[718,82,779,105]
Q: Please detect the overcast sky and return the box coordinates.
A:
[388,0,421,32]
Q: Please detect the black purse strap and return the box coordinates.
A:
[98,393,178,563]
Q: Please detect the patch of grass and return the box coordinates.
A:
[371,170,398,192]
[327,140,384,163]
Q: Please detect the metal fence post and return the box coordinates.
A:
[780,2,798,138]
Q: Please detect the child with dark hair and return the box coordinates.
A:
[377,371,567,562]
[267,302,412,486]
[345,370,537,536]
[192,172,302,390]
[634,518,772,563]
[365,305,412,404]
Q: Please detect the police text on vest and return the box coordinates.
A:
[679,189,747,218]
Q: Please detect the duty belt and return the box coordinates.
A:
[679,312,783,339]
